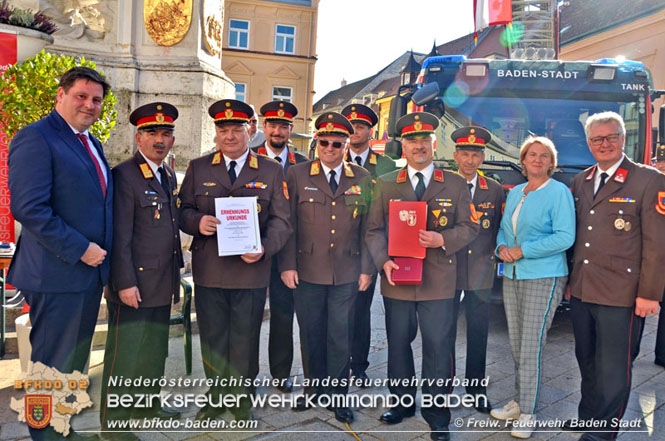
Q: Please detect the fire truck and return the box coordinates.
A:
[385,55,665,186]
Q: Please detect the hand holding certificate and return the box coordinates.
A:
[215,197,262,257]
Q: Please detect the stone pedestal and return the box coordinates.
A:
[16,0,233,168]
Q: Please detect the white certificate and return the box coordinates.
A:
[215,197,262,256]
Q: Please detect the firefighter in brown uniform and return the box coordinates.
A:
[340,103,396,384]
[100,102,183,439]
[178,99,291,421]
[451,126,504,414]
[279,111,373,423]
[566,111,665,441]
[365,112,479,441]
[252,100,308,393]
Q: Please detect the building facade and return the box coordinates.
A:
[223,0,319,152]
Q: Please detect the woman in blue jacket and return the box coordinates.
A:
[490,136,575,439]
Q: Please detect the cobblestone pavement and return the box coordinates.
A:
[2,287,664,440]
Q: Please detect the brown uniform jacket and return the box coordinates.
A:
[178,149,291,289]
[570,157,665,307]
[345,148,397,179]
[278,160,374,285]
[106,151,183,308]
[456,175,505,291]
[366,167,480,301]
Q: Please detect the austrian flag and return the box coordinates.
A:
[474,0,512,37]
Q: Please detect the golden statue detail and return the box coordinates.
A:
[144,0,193,47]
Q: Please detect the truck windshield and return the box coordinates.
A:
[441,96,644,169]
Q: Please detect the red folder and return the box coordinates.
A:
[392,257,423,285]
[388,200,427,258]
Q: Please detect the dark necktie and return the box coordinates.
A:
[468,182,474,196]
[275,156,282,165]
[595,172,608,197]
[355,156,363,166]
[76,133,106,197]
[158,166,170,198]
[329,170,338,194]
[229,160,237,184]
[415,172,426,201]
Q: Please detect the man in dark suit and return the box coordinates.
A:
[279,112,373,423]
[567,111,665,441]
[451,126,504,414]
[178,99,291,421]
[99,103,183,439]
[8,67,112,441]
[252,100,307,393]
[365,112,479,441]
[340,103,396,384]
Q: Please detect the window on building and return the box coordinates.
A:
[235,83,247,102]
[275,24,295,54]
[272,86,292,102]
[229,19,249,49]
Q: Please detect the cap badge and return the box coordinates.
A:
[468,134,476,144]
[350,112,357,119]
[326,122,334,131]
[225,109,233,118]
[156,104,163,110]
[225,102,231,107]
[277,109,285,117]
[414,121,423,131]
[156,113,165,123]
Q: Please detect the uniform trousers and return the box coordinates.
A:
[630,297,664,363]
[294,280,355,396]
[23,285,102,441]
[502,276,565,415]
[195,285,266,413]
[268,259,295,380]
[100,302,170,429]
[452,289,491,391]
[383,296,456,429]
[570,296,634,439]
[351,274,377,374]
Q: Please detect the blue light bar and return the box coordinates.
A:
[422,55,467,70]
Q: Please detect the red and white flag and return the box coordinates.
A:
[474,0,512,38]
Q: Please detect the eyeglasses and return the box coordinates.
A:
[318,140,345,149]
[589,133,622,146]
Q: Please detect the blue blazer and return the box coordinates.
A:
[496,179,575,280]
[8,110,113,292]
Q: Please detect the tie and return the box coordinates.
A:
[76,133,106,197]
[468,182,474,196]
[158,166,170,198]
[415,172,426,201]
[355,156,363,166]
[229,160,237,185]
[275,156,282,165]
[595,172,608,197]
[329,170,338,194]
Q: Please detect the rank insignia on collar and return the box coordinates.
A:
[344,163,355,177]
[212,152,222,165]
[257,147,267,156]
[433,169,444,182]
[478,176,488,189]
[249,155,258,169]
[586,165,597,181]
[614,168,627,183]
[396,169,407,183]
[310,161,321,175]
[369,153,377,165]
[288,151,296,164]
[139,163,154,179]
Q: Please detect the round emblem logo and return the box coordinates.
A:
[350,112,358,119]
[439,216,448,227]
[277,109,285,117]
[614,218,625,230]
[624,221,631,231]
[482,218,490,229]
[469,135,476,144]
[414,121,423,131]
[155,113,165,123]
[225,109,233,118]
[156,104,163,110]
[326,122,334,131]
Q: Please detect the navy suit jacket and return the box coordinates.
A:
[8,110,113,292]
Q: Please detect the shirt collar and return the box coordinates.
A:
[467,173,478,187]
[597,154,625,179]
[224,148,249,171]
[407,163,434,187]
[350,147,370,165]
[320,161,344,181]
[138,150,163,177]
[265,145,288,164]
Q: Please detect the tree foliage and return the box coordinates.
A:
[0,50,117,143]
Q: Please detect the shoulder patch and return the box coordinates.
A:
[288,151,296,164]
[478,175,488,190]
[433,169,444,182]
[344,163,355,178]
[369,153,378,165]
[139,163,153,179]
[614,168,627,183]
[249,155,258,169]
[585,164,596,181]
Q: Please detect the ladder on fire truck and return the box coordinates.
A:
[510,0,559,59]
